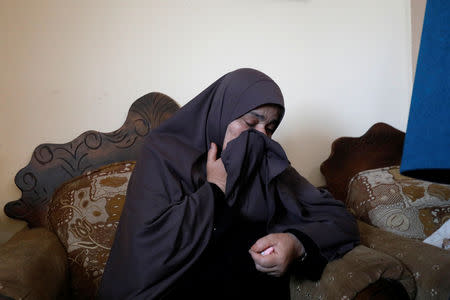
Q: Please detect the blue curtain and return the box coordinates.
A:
[400,0,450,184]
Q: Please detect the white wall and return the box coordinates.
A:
[411,0,426,78]
[0,0,413,240]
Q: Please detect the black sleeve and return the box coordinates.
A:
[100,158,223,299]
[209,182,225,200]
[286,229,328,281]
[270,167,360,280]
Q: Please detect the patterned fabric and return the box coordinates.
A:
[44,162,448,299]
[48,161,135,300]
[359,221,450,300]
[290,244,415,300]
[346,166,450,240]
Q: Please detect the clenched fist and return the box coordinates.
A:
[249,233,305,277]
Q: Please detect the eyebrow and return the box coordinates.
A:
[249,111,265,120]
[248,111,280,125]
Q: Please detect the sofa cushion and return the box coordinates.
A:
[48,161,135,299]
[346,166,450,240]
[359,221,450,300]
[0,228,69,300]
[290,244,415,300]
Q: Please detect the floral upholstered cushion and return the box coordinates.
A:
[346,166,450,240]
[48,161,135,300]
[359,221,450,300]
[290,244,415,300]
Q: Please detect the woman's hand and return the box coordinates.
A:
[206,142,227,193]
[249,233,304,277]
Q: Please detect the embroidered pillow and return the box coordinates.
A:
[48,161,135,299]
[346,166,450,240]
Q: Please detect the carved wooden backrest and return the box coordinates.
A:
[320,122,405,202]
[5,92,180,227]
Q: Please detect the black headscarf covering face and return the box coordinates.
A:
[148,68,290,222]
[99,68,359,299]
[152,68,285,152]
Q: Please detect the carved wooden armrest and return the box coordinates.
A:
[4,92,180,228]
[320,122,405,202]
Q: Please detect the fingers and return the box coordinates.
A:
[207,142,217,162]
[249,233,301,277]
[256,266,283,277]
[250,234,275,253]
[206,142,227,192]
[254,263,278,274]
[249,251,283,277]
[249,235,277,269]
[249,247,276,268]
[261,246,274,256]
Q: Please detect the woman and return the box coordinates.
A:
[99,68,359,299]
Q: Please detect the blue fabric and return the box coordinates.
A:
[400,0,450,183]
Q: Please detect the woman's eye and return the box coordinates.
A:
[244,120,257,127]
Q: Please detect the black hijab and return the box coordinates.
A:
[99,68,359,299]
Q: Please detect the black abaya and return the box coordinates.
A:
[99,69,359,299]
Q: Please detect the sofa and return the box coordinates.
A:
[1,93,448,299]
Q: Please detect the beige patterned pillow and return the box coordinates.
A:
[48,161,135,300]
[346,166,450,240]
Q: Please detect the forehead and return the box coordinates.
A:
[244,104,282,119]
